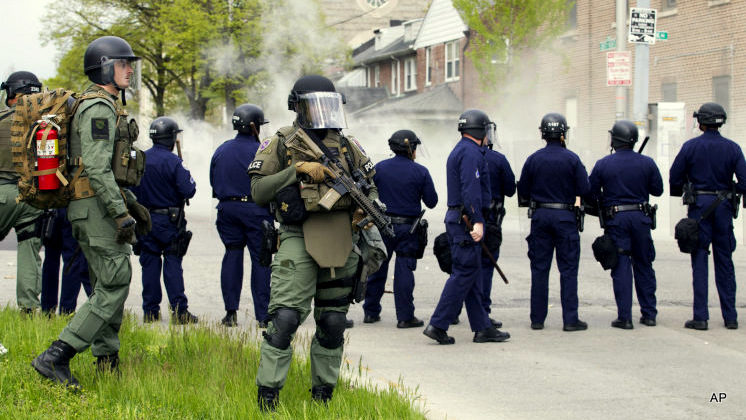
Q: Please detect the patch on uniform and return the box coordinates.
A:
[257,138,272,153]
[91,118,109,140]
[362,160,374,175]
[475,169,480,179]
[248,160,263,171]
[351,137,367,156]
[280,202,289,212]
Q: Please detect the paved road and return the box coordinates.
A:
[1,212,745,419]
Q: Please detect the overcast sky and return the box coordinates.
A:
[1,0,58,81]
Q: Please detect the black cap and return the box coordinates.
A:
[388,129,421,156]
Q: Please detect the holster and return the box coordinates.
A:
[40,210,57,245]
[167,207,182,224]
[575,206,585,232]
[682,183,696,205]
[165,229,192,258]
[731,184,741,219]
[259,219,279,267]
[527,201,536,219]
[644,203,658,230]
[415,219,428,259]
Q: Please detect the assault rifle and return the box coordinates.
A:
[290,130,395,238]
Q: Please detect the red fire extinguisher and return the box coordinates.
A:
[35,121,60,190]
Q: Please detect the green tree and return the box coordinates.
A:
[453,0,575,88]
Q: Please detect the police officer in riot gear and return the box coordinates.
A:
[588,120,663,329]
[130,117,197,324]
[0,71,43,313]
[670,103,746,330]
[423,109,510,345]
[517,113,590,331]
[33,35,150,387]
[249,75,381,409]
[479,131,515,326]
[210,103,273,328]
[363,129,437,328]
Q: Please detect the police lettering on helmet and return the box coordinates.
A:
[1,71,42,106]
[693,102,727,128]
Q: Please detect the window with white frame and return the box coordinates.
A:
[425,47,432,85]
[445,41,460,81]
[374,64,380,87]
[391,61,399,95]
[404,57,417,91]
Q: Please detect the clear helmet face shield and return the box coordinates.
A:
[100,57,141,92]
[485,122,497,148]
[295,92,348,129]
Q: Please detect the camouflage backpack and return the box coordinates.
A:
[10,88,102,209]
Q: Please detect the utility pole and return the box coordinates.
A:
[633,0,651,136]
[615,0,628,120]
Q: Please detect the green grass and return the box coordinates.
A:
[0,306,426,419]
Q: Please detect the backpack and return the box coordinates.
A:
[10,88,101,209]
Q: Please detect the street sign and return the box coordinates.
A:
[656,31,668,40]
[607,51,631,86]
[629,7,657,45]
[599,37,616,51]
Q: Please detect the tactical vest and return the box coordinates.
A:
[68,87,144,199]
[0,109,18,180]
[277,126,361,212]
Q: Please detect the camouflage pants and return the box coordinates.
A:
[59,196,132,356]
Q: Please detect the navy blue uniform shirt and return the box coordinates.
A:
[485,149,516,202]
[210,133,261,200]
[445,137,490,224]
[670,130,746,194]
[517,142,590,204]
[130,143,196,208]
[590,149,663,206]
[374,155,438,216]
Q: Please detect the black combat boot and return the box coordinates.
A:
[473,326,510,343]
[173,310,199,325]
[423,324,455,345]
[257,386,279,412]
[311,384,334,403]
[32,340,79,387]
[221,310,237,327]
[96,352,120,373]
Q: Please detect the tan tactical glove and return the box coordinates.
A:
[127,200,152,236]
[351,208,374,232]
[114,213,137,244]
[295,161,336,183]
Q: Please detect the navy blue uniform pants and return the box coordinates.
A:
[527,209,580,326]
[429,222,490,332]
[216,201,272,322]
[364,223,418,322]
[688,197,737,323]
[41,209,91,314]
[139,213,188,315]
[605,211,657,321]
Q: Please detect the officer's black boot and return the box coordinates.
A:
[221,310,237,327]
[345,317,354,328]
[257,386,279,412]
[684,319,708,330]
[423,324,455,344]
[489,317,503,328]
[173,310,198,325]
[473,326,510,343]
[311,384,334,404]
[143,311,160,323]
[32,340,79,387]
[96,353,120,374]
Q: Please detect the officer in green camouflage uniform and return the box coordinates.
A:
[0,71,43,312]
[32,36,150,387]
[250,75,378,409]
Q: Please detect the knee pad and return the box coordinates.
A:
[263,308,300,350]
[315,311,346,349]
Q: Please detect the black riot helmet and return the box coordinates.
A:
[458,109,496,144]
[232,103,268,136]
[539,113,569,141]
[388,129,421,158]
[288,75,347,129]
[1,71,42,106]
[693,102,727,127]
[149,117,182,148]
[84,36,141,87]
[609,120,638,150]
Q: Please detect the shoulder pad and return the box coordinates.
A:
[76,96,116,116]
[256,133,281,156]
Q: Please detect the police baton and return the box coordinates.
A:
[409,210,426,235]
[461,214,509,285]
[637,136,650,154]
[175,138,190,206]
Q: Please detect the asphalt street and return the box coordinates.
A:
[1,210,745,419]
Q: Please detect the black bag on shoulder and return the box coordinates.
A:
[274,184,308,224]
[592,234,619,270]
[433,232,452,274]
[675,192,727,254]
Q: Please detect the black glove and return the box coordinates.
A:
[127,200,152,236]
[115,213,137,244]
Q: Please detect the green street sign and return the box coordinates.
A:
[656,31,668,40]
[600,37,617,51]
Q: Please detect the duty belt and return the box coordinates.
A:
[605,203,644,213]
[221,196,253,202]
[389,216,417,225]
[535,202,574,211]
[149,208,171,215]
[694,190,729,196]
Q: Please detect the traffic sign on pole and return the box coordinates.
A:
[607,51,632,86]
[600,36,617,51]
[629,8,657,45]
[656,31,668,40]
